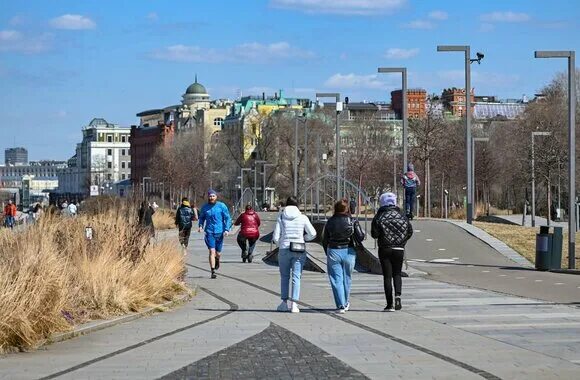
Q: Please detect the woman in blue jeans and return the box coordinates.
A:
[272,196,317,313]
[322,199,356,313]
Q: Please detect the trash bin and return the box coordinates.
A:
[535,226,551,271]
[550,226,563,270]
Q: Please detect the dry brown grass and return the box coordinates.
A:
[153,209,176,230]
[0,205,187,353]
[474,221,580,268]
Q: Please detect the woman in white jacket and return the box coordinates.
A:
[273,196,317,313]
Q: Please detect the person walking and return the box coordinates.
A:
[272,196,317,313]
[138,200,155,238]
[322,199,356,313]
[3,200,17,229]
[349,196,357,217]
[371,192,413,312]
[198,189,231,279]
[175,197,197,250]
[233,204,261,263]
[401,163,420,219]
[67,201,78,217]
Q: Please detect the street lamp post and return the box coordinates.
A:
[535,50,576,269]
[142,176,151,200]
[316,92,342,201]
[437,45,484,224]
[262,163,276,209]
[378,67,408,171]
[253,160,267,209]
[472,137,489,219]
[531,132,551,227]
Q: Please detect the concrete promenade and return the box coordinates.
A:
[1,215,579,379]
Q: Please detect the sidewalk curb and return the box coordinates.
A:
[43,285,197,347]
[421,218,535,268]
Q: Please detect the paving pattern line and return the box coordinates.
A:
[37,287,238,380]
[186,264,503,380]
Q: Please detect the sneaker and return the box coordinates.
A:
[384,305,395,312]
[211,271,217,279]
[247,254,253,263]
[277,301,289,312]
[215,256,220,270]
[344,302,350,311]
[290,302,300,313]
[337,307,346,314]
[395,297,402,311]
[241,251,247,260]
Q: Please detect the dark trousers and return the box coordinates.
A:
[237,234,257,255]
[378,247,405,306]
[404,187,416,215]
[179,227,192,247]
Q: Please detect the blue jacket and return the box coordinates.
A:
[199,201,231,234]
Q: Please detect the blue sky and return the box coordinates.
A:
[1,0,578,160]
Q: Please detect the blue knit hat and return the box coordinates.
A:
[207,189,217,197]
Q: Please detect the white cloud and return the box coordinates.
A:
[0,30,52,53]
[324,73,388,90]
[270,0,406,15]
[428,10,448,20]
[150,42,314,63]
[50,14,96,30]
[480,11,531,23]
[404,20,434,29]
[385,48,419,59]
[479,23,495,32]
[147,12,159,21]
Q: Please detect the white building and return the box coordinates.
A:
[58,118,131,195]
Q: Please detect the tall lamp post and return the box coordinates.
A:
[378,67,408,171]
[316,92,342,201]
[437,45,484,224]
[472,137,489,219]
[253,160,267,209]
[531,132,552,227]
[535,50,576,269]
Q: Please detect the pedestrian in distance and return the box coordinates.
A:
[322,199,358,314]
[371,192,413,312]
[272,196,317,313]
[349,196,357,217]
[198,189,231,279]
[67,201,78,217]
[138,200,156,238]
[234,204,261,263]
[401,163,420,220]
[3,199,17,229]
[175,197,198,250]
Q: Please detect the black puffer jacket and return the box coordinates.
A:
[322,214,355,251]
[371,205,413,248]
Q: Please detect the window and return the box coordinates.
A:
[107,174,112,180]
[121,135,126,143]
[121,149,125,156]
[121,173,126,180]
[213,117,224,127]
[107,149,112,156]
[107,135,113,143]
[121,162,126,169]
[107,162,112,169]
[128,162,131,168]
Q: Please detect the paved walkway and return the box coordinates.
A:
[1,223,579,379]
[494,214,568,229]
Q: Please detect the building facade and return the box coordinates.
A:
[58,118,131,195]
[441,88,475,117]
[391,89,427,119]
[0,160,66,189]
[5,147,28,166]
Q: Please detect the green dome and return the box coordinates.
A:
[186,76,207,94]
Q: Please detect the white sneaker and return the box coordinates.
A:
[276,301,289,312]
[290,302,300,313]
[344,302,350,311]
[337,307,346,314]
[384,305,395,312]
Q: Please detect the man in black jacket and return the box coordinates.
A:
[175,197,197,249]
[371,192,413,312]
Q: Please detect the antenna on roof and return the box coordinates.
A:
[195,73,198,83]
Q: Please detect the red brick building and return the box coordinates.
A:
[391,89,427,119]
[129,109,175,184]
[441,88,475,117]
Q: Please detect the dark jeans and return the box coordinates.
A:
[378,247,405,306]
[237,234,258,255]
[404,187,416,215]
[179,227,192,247]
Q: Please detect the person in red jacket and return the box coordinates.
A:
[234,204,261,263]
[3,199,17,229]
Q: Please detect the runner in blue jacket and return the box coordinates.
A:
[198,189,232,279]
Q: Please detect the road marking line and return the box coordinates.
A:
[516,277,525,279]
[554,283,565,285]
[415,230,421,232]
[481,270,490,273]
[452,257,459,260]
[438,248,446,251]
[499,274,507,277]
[534,279,543,282]
[426,238,433,242]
